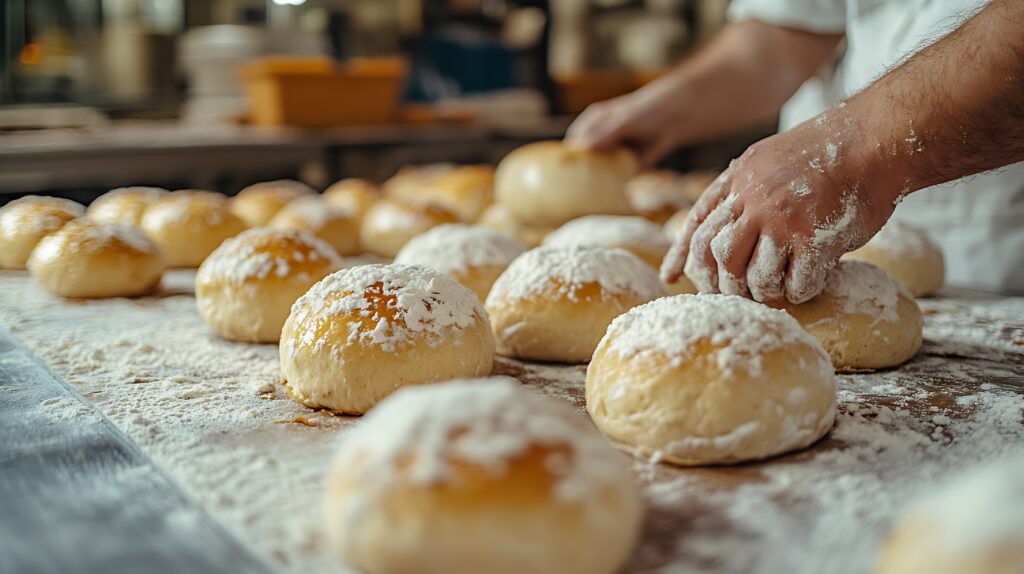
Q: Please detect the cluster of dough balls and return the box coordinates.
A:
[325,377,643,574]
[388,164,495,222]
[323,178,380,221]
[359,198,459,258]
[0,196,85,269]
[846,220,945,297]
[625,170,693,224]
[142,190,246,267]
[87,186,167,227]
[231,179,315,227]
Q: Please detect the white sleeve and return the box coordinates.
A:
[727,0,848,34]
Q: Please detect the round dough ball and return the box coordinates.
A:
[678,170,719,203]
[383,163,455,198]
[196,228,343,343]
[478,204,553,248]
[392,165,495,222]
[586,294,837,465]
[485,245,665,363]
[0,196,85,269]
[663,207,690,240]
[323,178,380,221]
[845,221,944,297]
[232,179,315,227]
[875,455,1024,574]
[87,186,167,227]
[280,264,495,413]
[358,199,459,258]
[626,170,692,224]
[394,224,525,301]
[543,215,670,269]
[494,141,636,228]
[325,377,643,574]
[28,218,165,298]
[779,260,922,371]
[141,191,247,268]
[270,196,360,256]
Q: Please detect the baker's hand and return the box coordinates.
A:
[660,112,900,304]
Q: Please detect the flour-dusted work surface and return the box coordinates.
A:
[1,270,1023,574]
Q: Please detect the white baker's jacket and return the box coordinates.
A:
[728,0,1024,293]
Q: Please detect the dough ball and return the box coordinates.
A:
[270,196,360,256]
[391,165,495,222]
[195,228,342,343]
[663,207,690,240]
[845,221,944,297]
[478,203,553,247]
[382,163,455,198]
[0,196,84,269]
[394,224,525,301]
[232,179,315,227]
[779,260,922,371]
[494,141,636,228]
[28,218,165,298]
[323,178,380,221]
[358,198,459,258]
[543,215,670,269]
[141,191,247,268]
[586,294,837,465]
[626,170,692,224]
[678,170,719,203]
[280,264,495,413]
[875,455,1024,574]
[87,186,167,227]
[325,377,643,574]
[485,245,665,363]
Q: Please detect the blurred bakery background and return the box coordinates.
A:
[0,0,764,203]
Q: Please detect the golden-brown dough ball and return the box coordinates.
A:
[87,186,167,227]
[358,199,459,258]
[141,190,246,268]
[477,204,554,248]
[626,170,692,224]
[323,178,381,221]
[844,221,945,297]
[391,165,495,222]
[270,196,360,256]
[232,179,315,227]
[0,196,85,269]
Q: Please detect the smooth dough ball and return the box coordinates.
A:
[779,260,922,371]
[28,218,165,298]
[358,198,459,258]
[141,191,247,268]
[195,228,342,343]
[383,163,455,198]
[270,196,360,256]
[395,224,525,301]
[392,165,495,222]
[478,203,553,248]
[87,186,167,227]
[485,245,665,363]
[845,221,945,297]
[280,264,495,413]
[232,179,315,227]
[586,294,837,465]
[543,215,670,269]
[875,455,1024,574]
[0,196,85,269]
[323,178,380,221]
[626,170,692,224]
[325,377,643,574]
[494,141,636,228]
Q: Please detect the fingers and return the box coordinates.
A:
[784,246,832,304]
[747,235,788,303]
[709,215,759,297]
[683,195,737,293]
[565,102,628,151]
[660,172,730,283]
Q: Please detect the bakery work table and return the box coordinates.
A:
[1,269,1022,574]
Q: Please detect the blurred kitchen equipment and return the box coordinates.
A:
[178,25,268,124]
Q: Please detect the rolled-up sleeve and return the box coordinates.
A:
[727,0,847,34]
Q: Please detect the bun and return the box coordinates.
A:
[325,377,643,574]
[626,170,692,224]
[323,178,380,221]
[663,207,690,239]
[587,294,836,465]
[845,221,944,297]
[28,218,164,298]
[477,203,552,248]
[88,186,167,227]
[280,264,495,413]
[196,228,342,342]
[394,224,525,301]
[494,141,636,227]
[0,196,85,269]
[485,245,664,363]
[141,191,247,267]
[382,163,455,197]
[359,199,459,258]
[543,215,670,269]
[678,170,718,203]
[390,165,495,222]
[270,196,360,256]
[232,179,315,227]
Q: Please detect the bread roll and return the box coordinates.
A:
[323,178,380,221]
[478,203,553,248]
[394,224,525,301]
[543,215,670,270]
[485,245,665,363]
[626,170,692,224]
[28,218,165,298]
[382,163,455,198]
[778,260,922,371]
[280,264,495,413]
[391,165,495,222]
[0,196,85,269]
[678,170,719,203]
[88,186,167,227]
[586,294,837,465]
[494,141,636,227]
[270,196,360,256]
[232,179,315,227]
[141,191,247,268]
[196,228,343,343]
[845,221,944,297]
[325,377,643,574]
[359,199,459,258]
[663,207,691,240]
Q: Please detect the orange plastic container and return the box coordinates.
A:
[241,57,407,127]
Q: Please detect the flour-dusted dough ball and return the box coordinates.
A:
[87,186,167,227]
[358,198,459,258]
[141,191,247,268]
[626,170,692,224]
[232,179,315,227]
[779,260,922,371]
[28,218,165,298]
[323,178,381,221]
[280,264,495,413]
[663,207,690,240]
[391,165,495,222]
[485,245,665,363]
[495,141,636,228]
[845,221,945,297]
[195,228,342,343]
[270,196,360,256]
[394,224,525,301]
[478,203,553,248]
[587,294,837,465]
[543,215,670,269]
[325,377,643,574]
[875,455,1024,574]
[0,196,85,269]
